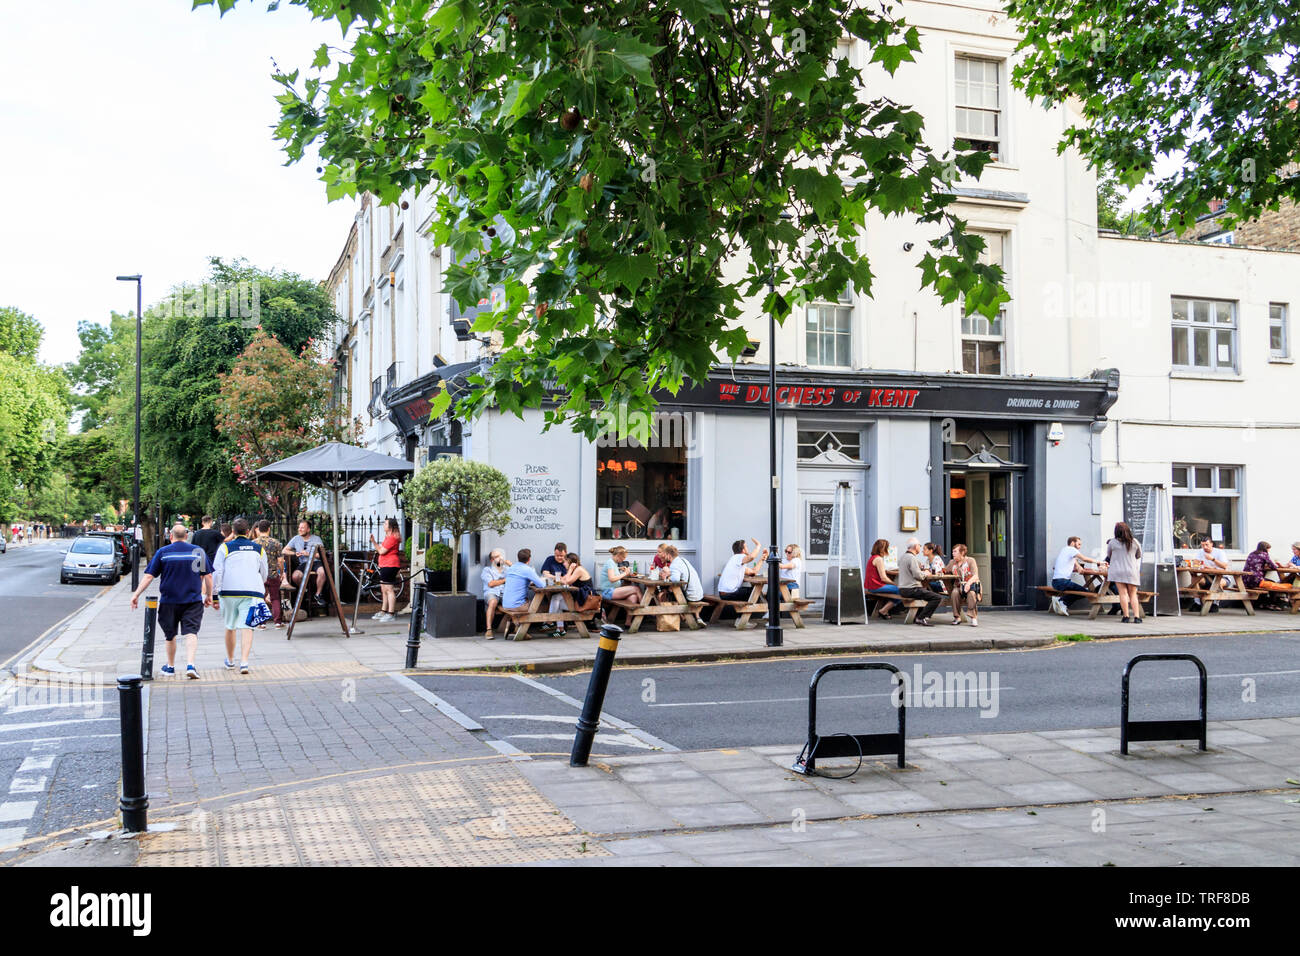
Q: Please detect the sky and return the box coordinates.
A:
[0,0,360,365]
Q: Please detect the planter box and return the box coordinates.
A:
[422,592,477,639]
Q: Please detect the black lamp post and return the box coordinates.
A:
[765,215,792,648]
[116,274,142,590]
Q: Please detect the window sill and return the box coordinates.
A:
[1169,370,1245,382]
[1268,357,1294,365]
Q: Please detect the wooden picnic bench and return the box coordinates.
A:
[1035,583,1155,619]
[503,584,598,640]
[1177,566,1262,615]
[620,575,706,632]
[726,574,812,630]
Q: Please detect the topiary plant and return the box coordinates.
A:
[401,458,511,594]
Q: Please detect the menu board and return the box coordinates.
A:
[808,503,834,556]
[1122,483,1158,554]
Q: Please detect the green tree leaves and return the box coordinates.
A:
[401,457,512,593]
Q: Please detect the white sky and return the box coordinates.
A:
[0,0,359,365]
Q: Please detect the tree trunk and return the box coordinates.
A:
[450,532,460,595]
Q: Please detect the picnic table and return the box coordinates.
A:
[725,573,810,630]
[1034,568,1153,619]
[1272,567,1300,613]
[1178,564,1262,615]
[613,574,705,633]
[870,570,964,624]
[504,584,597,640]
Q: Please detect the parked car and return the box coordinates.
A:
[84,530,131,578]
[60,535,121,585]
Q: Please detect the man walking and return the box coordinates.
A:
[129,523,212,679]
[898,537,942,626]
[213,517,268,674]
[191,515,224,575]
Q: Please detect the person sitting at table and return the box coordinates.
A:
[1291,542,1300,567]
[540,541,568,580]
[949,543,981,627]
[1190,537,1231,612]
[1242,541,1290,609]
[601,546,642,603]
[480,549,510,639]
[716,540,752,602]
[661,544,704,602]
[922,542,949,596]
[547,553,596,636]
[1049,535,1107,616]
[864,538,901,618]
[899,538,942,626]
[778,544,804,592]
[502,548,547,612]
[745,537,769,570]
[650,541,671,574]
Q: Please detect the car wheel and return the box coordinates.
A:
[59,575,68,584]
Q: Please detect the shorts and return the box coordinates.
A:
[484,586,504,602]
[221,596,255,630]
[158,602,204,640]
[378,566,399,584]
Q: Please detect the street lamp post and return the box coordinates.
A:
[116,274,142,590]
[765,218,791,648]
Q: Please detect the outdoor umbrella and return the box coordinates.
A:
[256,442,415,592]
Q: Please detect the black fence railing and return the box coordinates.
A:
[209,513,401,556]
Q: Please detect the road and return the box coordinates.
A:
[414,631,1300,755]
[0,540,107,667]
[0,540,121,850]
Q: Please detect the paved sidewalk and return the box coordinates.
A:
[31,576,1300,677]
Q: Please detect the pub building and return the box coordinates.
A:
[388,363,1120,611]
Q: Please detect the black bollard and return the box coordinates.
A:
[117,675,148,833]
[570,624,623,767]
[140,596,158,681]
[405,579,427,669]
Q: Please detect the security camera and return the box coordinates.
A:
[902,242,914,252]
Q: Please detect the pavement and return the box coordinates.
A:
[2,573,1298,866]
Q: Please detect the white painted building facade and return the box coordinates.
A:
[321,0,1300,605]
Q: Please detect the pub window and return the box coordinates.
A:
[962,230,1009,375]
[1172,463,1240,550]
[1171,297,1237,373]
[806,287,853,367]
[1270,303,1290,360]
[954,55,1002,160]
[596,414,689,540]
[797,429,862,461]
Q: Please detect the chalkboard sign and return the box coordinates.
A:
[808,503,834,556]
[1122,483,1157,554]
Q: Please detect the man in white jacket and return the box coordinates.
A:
[213,517,268,674]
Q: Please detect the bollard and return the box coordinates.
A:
[570,624,623,767]
[140,596,158,681]
[405,579,427,669]
[117,675,148,833]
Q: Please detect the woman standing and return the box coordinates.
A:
[864,538,901,618]
[369,518,402,623]
[1106,521,1143,623]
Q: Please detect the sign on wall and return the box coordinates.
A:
[508,464,566,534]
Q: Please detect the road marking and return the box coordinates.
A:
[0,826,25,847]
[389,673,484,731]
[481,713,618,728]
[18,755,55,772]
[0,735,116,749]
[0,801,37,822]
[4,701,104,713]
[484,739,530,760]
[0,718,115,733]
[508,674,679,752]
[9,776,47,794]
[505,732,655,750]
[1169,669,1300,680]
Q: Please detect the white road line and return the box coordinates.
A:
[0,801,38,823]
[4,701,105,713]
[483,739,530,760]
[18,755,55,772]
[1169,669,1300,680]
[0,827,25,848]
[508,674,679,752]
[0,717,115,733]
[388,673,485,731]
[481,713,616,728]
[9,776,47,794]
[0,734,116,749]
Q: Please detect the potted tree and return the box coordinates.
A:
[401,457,512,638]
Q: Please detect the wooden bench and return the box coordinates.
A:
[1036,584,1154,619]
[702,595,748,623]
[503,585,598,640]
[1177,586,1264,616]
[602,597,642,628]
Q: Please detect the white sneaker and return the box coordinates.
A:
[371,611,387,620]
[377,612,394,622]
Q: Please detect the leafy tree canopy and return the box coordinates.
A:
[1007,0,1300,235]
[64,314,135,430]
[402,457,511,593]
[0,306,43,364]
[196,0,1006,436]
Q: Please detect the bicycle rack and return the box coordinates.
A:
[1120,653,1207,755]
[791,662,905,775]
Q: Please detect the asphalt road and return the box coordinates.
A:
[0,541,107,667]
[0,541,121,850]
[414,631,1300,755]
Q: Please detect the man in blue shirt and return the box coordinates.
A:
[539,542,568,580]
[502,548,546,610]
[130,524,213,679]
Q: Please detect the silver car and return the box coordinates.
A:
[60,536,119,584]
